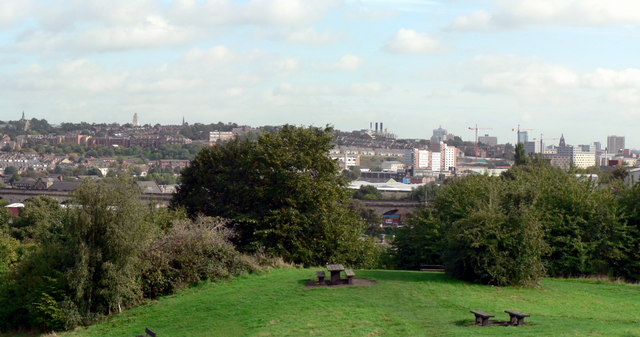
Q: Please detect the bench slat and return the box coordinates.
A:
[504,310,529,317]
[470,310,494,318]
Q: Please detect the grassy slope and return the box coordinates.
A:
[61,269,639,337]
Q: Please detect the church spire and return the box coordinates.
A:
[559,134,566,147]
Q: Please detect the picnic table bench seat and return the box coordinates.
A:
[345,269,356,284]
[505,310,530,326]
[470,310,494,326]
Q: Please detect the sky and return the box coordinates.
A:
[1,0,640,147]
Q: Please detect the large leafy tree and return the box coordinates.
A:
[173,125,378,266]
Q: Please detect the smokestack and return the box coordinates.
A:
[370,122,372,130]
[375,123,379,132]
[380,122,383,132]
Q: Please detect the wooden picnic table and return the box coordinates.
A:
[326,264,345,285]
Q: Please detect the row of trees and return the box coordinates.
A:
[17,141,204,160]
[1,125,383,332]
[0,180,262,331]
[392,160,640,285]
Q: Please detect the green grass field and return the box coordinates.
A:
[56,269,640,336]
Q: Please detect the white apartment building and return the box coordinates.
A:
[431,152,442,171]
[405,149,430,169]
[329,154,360,169]
[404,142,458,173]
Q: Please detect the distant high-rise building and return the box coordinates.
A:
[133,113,139,127]
[431,126,447,143]
[607,135,625,154]
[524,141,541,155]
[517,131,528,144]
[478,134,498,146]
[594,142,602,151]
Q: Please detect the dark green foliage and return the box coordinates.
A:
[514,142,529,166]
[505,165,619,276]
[428,162,628,285]
[141,217,258,298]
[353,185,383,200]
[437,175,547,286]
[173,125,378,267]
[611,185,640,280]
[10,196,65,242]
[341,168,360,181]
[408,182,440,201]
[391,209,443,269]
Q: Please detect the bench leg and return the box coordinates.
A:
[318,276,325,284]
[509,315,518,325]
[481,318,490,326]
[347,276,354,285]
[517,317,526,326]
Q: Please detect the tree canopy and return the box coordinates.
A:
[173,125,378,267]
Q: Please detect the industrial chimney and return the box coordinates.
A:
[375,122,379,132]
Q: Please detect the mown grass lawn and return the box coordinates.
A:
[59,268,640,337]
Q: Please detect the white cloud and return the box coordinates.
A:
[383,28,445,54]
[169,0,343,27]
[285,28,337,45]
[273,81,389,97]
[0,1,34,28]
[184,46,236,64]
[583,68,640,89]
[344,6,399,21]
[333,54,364,71]
[350,81,389,95]
[464,55,579,96]
[15,15,196,53]
[459,55,640,115]
[451,0,640,30]
[450,10,494,31]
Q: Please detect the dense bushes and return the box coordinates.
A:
[141,217,258,298]
[0,180,262,333]
[392,163,639,285]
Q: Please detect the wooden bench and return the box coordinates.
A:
[345,269,356,284]
[316,270,325,284]
[470,310,494,326]
[505,310,530,326]
[137,327,157,337]
[419,264,445,272]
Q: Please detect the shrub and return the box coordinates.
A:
[141,217,258,298]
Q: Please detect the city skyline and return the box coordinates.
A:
[1,1,640,146]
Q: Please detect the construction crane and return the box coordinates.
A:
[511,124,534,144]
[468,124,492,160]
